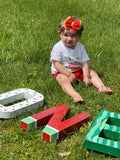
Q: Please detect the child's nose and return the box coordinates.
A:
[68,36,72,40]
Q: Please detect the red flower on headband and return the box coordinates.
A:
[64,16,81,33]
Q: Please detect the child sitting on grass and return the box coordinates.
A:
[50,16,113,102]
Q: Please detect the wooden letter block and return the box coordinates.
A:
[83,110,120,157]
[46,111,90,139]
[20,104,69,131]
[20,104,91,143]
[42,126,59,143]
[20,117,37,131]
[0,88,44,119]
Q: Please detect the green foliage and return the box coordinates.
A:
[0,0,120,159]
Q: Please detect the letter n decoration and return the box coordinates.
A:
[20,104,91,143]
[83,110,120,157]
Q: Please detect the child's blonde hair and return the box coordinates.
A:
[58,16,84,37]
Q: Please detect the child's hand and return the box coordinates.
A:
[69,72,76,83]
[83,77,91,86]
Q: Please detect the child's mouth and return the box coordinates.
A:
[66,42,73,45]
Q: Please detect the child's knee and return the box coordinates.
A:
[90,70,97,77]
[56,74,70,84]
[56,74,65,81]
[56,74,62,81]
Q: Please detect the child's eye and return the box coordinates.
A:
[64,34,76,38]
[71,35,76,37]
[64,34,68,37]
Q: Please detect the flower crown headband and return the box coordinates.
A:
[64,16,82,33]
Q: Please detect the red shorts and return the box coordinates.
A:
[53,69,83,81]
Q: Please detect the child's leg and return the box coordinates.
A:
[56,74,83,102]
[89,70,113,93]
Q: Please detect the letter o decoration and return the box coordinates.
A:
[0,88,44,119]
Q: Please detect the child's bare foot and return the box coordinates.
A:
[98,86,113,94]
[73,93,83,102]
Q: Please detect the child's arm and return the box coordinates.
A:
[82,61,91,86]
[53,60,76,83]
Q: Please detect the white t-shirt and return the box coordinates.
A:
[50,40,89,74]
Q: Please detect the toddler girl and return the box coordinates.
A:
[50,16,113,102]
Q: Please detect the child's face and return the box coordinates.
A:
[60,29,80,49]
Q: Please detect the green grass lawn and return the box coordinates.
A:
[0,0,120,159]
